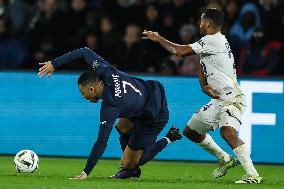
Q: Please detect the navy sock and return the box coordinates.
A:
[137,138,169,166]
[115,126,131,151]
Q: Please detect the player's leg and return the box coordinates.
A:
[137,127,182,166]
[115,118,134,151]
[219,105,262,183]
[116,126,181,175]
[118,118,171,170]
[183,101,232,165]
[121,146,144,169]
[111,129,177,179]
[112,97,181,179]
[136,94,181,166]
[112,120,170,179]
[110,145,143,179]
[115,121,177,167]
[111,116,146,179]
[183,118,232,165]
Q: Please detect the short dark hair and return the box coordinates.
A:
[202,8,224,28]
[77,71,100,86]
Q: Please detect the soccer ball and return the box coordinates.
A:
[14,150,39,173]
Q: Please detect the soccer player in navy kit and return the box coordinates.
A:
[38,47,181,180]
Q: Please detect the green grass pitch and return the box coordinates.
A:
[1,156,284,189]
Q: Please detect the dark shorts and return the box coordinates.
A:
[127,82,169,150]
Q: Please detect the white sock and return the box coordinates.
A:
[198,134,230,163]
[164,137,171,144]
[233,144,259,176]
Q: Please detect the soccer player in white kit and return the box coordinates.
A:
[142,8,263,184]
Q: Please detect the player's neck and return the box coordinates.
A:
[206,29,220,35]
[97,83,104,99]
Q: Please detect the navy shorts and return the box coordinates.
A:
[127,83,169,151]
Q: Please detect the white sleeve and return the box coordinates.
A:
[189,36,214,55]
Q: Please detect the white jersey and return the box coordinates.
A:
[189,32,243,100]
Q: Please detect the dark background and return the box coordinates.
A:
[0,0,283,76]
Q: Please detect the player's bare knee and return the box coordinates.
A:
[117,118,134,134]
[183,125,196,139]
[183,125,204,143]
[183,126,190,137]
[116,124,127,134]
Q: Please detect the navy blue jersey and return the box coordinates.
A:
[52,47,165,174]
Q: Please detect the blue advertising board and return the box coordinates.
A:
[0,72,283,163]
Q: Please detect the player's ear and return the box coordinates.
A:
[89,86,95,93]
[206,21,210,29]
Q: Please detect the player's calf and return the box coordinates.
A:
[220,126,261,181]
[220,126,243,149]
[121,146,143,170]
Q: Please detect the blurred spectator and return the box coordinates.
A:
[176,23,199,76]
[179,24,197,44]
[206,0,222,10]
[230,3,262,44]
[0,0,5,17]
[142,3,165,73]
[144,3,161,31]
[170,0,198,27]
[178,55,200,76]
[0,16,27,68]
[223,0,239,35]
[120,24,145,72]
[160,12,178,42]
[79,7,102,51]
[28,0,64,65]
[237,28,282,76]
[6,0,32,37]
[159,59,178,76]
[259,0,283,41]
[83,8,101,33]
[99,16,123,68]
[84,31,100,52]
[64,0,88,49]
[229,3,262,63]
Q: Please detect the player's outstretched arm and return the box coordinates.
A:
[142,30,195,57]
[38,47,111,77]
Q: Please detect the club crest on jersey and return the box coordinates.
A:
[112,74,122,98]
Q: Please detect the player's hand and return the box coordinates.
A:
[38,61,54,77]
[142,30,161,42]
[69,171,88,180]
[202,85,220,99]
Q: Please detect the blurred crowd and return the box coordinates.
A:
[0,0,283,76]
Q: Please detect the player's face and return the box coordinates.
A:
[200,15,208,35]
[78,84,99,103]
